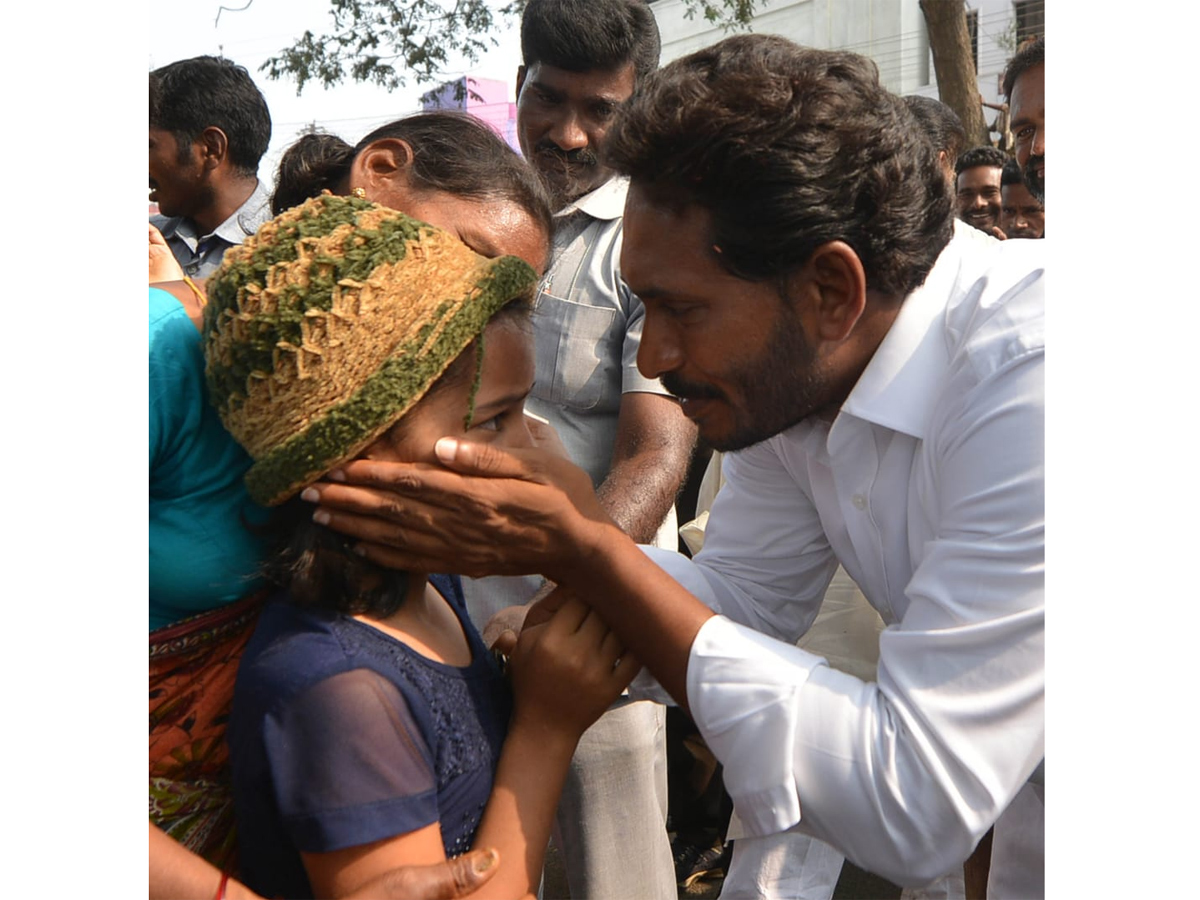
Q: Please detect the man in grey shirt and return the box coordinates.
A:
[462,2,696,898]
[149,56,272,279]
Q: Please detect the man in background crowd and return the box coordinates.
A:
[1004,36,1044,205]
[954,146,1006,237]
[1000,158,1045,239]
[149,55,273,278]
[904,95,966,190]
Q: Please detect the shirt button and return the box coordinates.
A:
[851,494,867,510]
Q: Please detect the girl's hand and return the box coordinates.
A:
[508,595,640,738]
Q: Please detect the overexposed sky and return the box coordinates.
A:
[149,0,525,185]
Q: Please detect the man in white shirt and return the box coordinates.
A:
[304,34,1044,899]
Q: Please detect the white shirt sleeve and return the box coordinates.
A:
[663,347,1045,887]
[644,435,840,643]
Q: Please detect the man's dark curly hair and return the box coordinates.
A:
[904,95,967,171]
[604,34,953,300]
[1003,36,1044,101]
[521,0,660,83]
[149,55,271,176]
[1001,157,1028,188]
[955,145,1007,177]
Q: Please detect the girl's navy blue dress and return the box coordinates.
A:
[228,575,511,900]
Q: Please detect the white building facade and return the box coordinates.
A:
[650,0,1043,129]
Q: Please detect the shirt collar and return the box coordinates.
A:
[558,177,628,221]
[152,214,185,241]
[211,180,272,245]
[834,221,978,441]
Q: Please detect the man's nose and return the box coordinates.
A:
[1031,126,1044,159]
[548,111,588,152]
[636,314,682,379]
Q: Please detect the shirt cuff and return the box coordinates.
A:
[627,665,674,705]
[686,615,827,838]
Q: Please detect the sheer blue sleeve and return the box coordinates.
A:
[263,668,440,853]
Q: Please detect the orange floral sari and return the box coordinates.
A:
[149,591,267,872]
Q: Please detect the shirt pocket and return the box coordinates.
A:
[534,292,618,411]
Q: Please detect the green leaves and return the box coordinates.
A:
[261,0,501,94]
[684,0,758,29]
[260,0,762,95]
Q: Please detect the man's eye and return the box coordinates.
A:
[474,416,500,432]
[666,303,703,321]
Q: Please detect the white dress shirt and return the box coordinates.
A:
[643,223,1045,888]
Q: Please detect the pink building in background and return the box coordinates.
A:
[421,77,521,153]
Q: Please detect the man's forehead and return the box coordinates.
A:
[958,165,1001,183]
[1009,65,1044,117]
[1002,183,1041,206]
[625,184,706,228]
[525,61,636,99]
[620,189,726,295]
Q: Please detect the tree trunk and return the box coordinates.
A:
[920,0,991,147]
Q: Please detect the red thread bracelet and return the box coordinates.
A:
[214,872,230,900]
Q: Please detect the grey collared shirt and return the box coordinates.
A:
[461,177,677,625]
[151,180,272,279]
[526,176,669,488]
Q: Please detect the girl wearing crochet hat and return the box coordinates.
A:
[149,113,573,900]
[206,191,637,900]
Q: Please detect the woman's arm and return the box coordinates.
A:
[152,822,503,900]
[150,823,256,900]
[301,597,637,899]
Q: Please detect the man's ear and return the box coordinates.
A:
[515,65,528,102]
[348,138,416,199]
[792,241,868,344]
[198,127,228,171]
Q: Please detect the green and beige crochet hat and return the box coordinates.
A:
[203,192,538,506]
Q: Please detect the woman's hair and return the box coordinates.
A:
[262,299,533,619]
[270,111,554,246]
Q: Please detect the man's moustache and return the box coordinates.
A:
[661,373,723,402]
[535,144,599,167]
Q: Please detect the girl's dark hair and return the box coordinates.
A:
[270,111,554,247]
[269,132,356,214]
[261,300,532,619]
